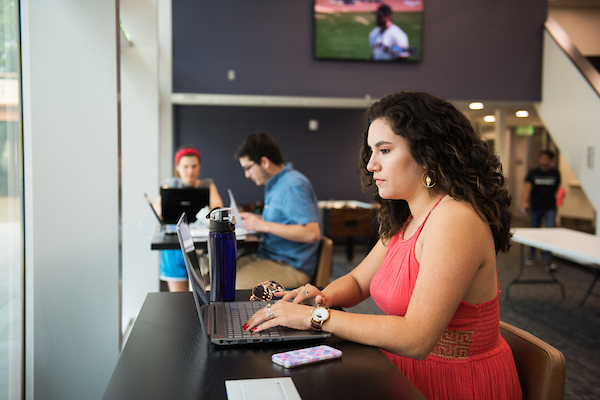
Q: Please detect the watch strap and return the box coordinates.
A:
[310,318,323,331]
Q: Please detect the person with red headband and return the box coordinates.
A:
[155,145,223,292]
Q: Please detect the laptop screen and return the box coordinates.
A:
[144,193,166,229]
[162,188,210,224]
[176,214,210,338]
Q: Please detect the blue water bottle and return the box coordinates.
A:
[208,207,237,302]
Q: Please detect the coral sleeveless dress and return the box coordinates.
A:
[370,198,522,400]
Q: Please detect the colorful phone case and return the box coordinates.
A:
[271,345,342,368]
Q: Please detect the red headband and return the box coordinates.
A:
[175,148,201,164]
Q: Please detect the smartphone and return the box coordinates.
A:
[271,345,342,368]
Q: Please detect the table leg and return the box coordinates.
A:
[505,244,526,300]
[346,236,354,262]
[580,267,600,307]
[545,261,566,299]
[505,244,566,300]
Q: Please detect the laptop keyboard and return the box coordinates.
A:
[224,302,282,339]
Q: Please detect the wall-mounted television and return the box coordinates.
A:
[314,0,424,62]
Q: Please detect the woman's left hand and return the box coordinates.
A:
[275,283,328,307]
[243,299,313,333]
[244,284,328,333]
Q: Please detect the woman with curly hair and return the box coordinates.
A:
[245,91,521,399]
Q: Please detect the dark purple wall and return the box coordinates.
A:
[175,106,370,205]
[172,0,548,204]
[173,0,547,101]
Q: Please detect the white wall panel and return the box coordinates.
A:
[120,0,161,335]
[536,30,600,232]
[21,1,120,398]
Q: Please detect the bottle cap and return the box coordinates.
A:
[208,207,236,233]
[209,207,235,224]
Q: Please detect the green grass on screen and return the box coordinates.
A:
[314,12,423,62]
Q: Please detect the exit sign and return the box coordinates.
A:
[516,125,534,136]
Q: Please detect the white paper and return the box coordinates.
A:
[228,189,256,235]
[190,226,209,239]
[225,377,301,400]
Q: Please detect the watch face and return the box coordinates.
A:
[313,307,329,322]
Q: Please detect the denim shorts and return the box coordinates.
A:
[159,250,188,281]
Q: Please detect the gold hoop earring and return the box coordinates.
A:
[422,170,436,188]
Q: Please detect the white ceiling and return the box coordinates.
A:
[454,100,543,131]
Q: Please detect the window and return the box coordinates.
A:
[0,0,23,398]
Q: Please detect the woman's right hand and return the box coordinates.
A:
[275,283,328,307]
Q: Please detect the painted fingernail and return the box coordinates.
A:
[251,327,257,332]
[243,323,248,330]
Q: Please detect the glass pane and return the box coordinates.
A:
[0,0,23,398]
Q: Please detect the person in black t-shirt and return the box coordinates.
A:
[522,150,561,266]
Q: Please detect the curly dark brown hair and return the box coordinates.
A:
[359,91,512,253]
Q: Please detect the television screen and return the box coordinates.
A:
[314,0,424,62]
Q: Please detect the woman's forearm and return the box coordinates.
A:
[322,273,370,308]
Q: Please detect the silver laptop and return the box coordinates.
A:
[176,213,330,346]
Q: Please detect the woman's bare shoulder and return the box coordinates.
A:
[427,197,489,233]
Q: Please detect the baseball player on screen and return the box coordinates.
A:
[369,4,410,60]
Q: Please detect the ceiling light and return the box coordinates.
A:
[483,115,496,123]
[515,110,529,118]
[469,102,484,110]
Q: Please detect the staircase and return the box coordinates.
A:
[535,17,600,234]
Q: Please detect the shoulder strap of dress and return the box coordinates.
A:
[398,215,413,239]
[420,194,447,227]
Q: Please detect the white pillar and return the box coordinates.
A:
[21,1,120,398]
[158,0,174,181]
[120,0,161,337]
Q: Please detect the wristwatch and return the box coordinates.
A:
[310,306,330,331]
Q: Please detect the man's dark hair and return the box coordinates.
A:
[376,4,392,17]
[541,150,555,160]
[234,132,284,165]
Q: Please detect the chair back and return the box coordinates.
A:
[499,321,566,400]
[312,236,333,288]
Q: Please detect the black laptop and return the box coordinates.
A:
[161,187,210,224]
[176,213,331,346]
